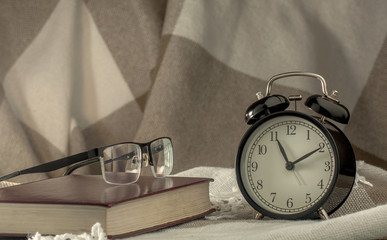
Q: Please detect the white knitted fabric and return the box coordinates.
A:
[3,161,384,240]
[28,223,107,240]
[175,161,378,220]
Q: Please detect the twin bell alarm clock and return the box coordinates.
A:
[235,72,356,220]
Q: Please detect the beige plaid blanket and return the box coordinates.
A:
[0,0,386,238]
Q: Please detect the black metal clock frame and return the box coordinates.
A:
[236,110,356,219]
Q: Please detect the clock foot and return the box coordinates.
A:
[318,208,329,220]
[255,212,264,220]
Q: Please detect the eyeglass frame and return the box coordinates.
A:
[0,137,173,185]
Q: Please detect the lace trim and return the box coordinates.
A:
[28,223,107,240]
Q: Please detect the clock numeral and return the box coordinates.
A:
[251,162,258,172]
[257,180,263,190]
[270,192,276,202]
[317,179,324,189]
[258,145,267,155]
[270,131,278,141]
[305,193,312,204]
[307,130,310,140]
[287,198,294,208]
[324,161,331,172]
[319,142,325,152]
[287,125,296,135]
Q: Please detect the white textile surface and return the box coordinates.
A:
[29,163,387,240]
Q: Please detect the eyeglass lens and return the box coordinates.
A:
[150,138,173,178]
[102,143,142,185]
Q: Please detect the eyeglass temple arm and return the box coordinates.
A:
[63,157,100,176]
[64,151,139,176]
[0,149,99,182]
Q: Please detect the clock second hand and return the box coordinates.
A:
[276,140,305,185]
[287,145,321,186]
[293,170,305,186]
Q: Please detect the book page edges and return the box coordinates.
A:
[109,208,215,239]
[0,203,106,235]
[106,181,213,238]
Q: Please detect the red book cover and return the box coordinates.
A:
[0,175,214,238]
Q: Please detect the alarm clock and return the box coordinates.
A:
[235,72,356,220]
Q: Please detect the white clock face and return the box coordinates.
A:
[238,113,336,217]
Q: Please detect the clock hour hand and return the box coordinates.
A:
[276,140,294,170]
[292,147,321,165]
[276,140,289,163]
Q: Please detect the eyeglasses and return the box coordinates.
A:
[0,137,173,185]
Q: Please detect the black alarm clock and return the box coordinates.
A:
[235,72,356,220]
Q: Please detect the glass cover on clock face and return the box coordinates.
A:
[238,113,337,218]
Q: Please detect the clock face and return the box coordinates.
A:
[236,111,338,219]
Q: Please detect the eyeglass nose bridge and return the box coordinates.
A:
[142,153,151,167]
[141,144,155,167]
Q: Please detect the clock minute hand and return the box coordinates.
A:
[292,147,321,165]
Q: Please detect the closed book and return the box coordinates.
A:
[0,175,214,239]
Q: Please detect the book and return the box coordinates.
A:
[0,175,214,239]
